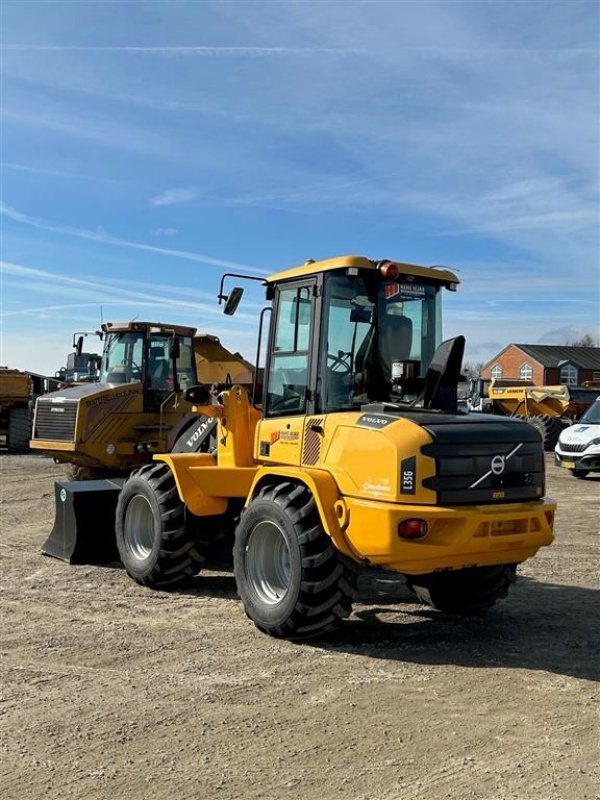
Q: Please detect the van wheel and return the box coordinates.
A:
[116,463,205,588]
[406,564,517,614]
[233,482,356,640]
[570,469,589,479]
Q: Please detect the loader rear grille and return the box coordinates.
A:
[422,439,545,505]
[34,398,78,441]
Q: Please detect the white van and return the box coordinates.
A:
[555,397,600,478]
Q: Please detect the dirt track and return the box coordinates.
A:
[1,453,598,800]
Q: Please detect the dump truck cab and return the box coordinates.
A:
[31,321,199,474]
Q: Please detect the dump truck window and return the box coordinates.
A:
[266,285,312,416]
[100,333,144,384]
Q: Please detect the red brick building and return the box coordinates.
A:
[481,344,600,387]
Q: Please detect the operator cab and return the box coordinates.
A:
[260,258,456,417]
[99,322,197,411]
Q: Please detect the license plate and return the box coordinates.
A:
[561,460,575,469]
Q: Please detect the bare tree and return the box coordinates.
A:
[566,333,598,347]
[462,360,485,380]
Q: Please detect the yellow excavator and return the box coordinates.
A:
[44,256,556,639]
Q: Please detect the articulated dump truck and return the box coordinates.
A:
[44,256,556,641]
[474,380,599,451]
[30,322,253,479]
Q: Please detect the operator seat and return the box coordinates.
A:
[148,346,170,388]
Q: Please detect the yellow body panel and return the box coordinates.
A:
[31,382,196,470]
[155,453,256,516]
[156,386,555,573]
[342,496,555,572]
[254,410,438,505]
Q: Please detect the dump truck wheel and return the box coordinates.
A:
[526,415,562,451]
[407,564,517,614]
[233,482,356,640]
[116,463,205,588]
[7,407,31,452]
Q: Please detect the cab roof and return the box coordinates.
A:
[102,321,197,337]
[266,255,460,287]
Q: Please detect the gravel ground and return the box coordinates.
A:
[1,452,598,800]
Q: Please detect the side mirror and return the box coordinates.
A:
[171,338,181,359]
[223,287,244,316]
[75,336,84,357]
[184,384,212,405]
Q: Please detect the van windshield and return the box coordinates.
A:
[580,399,600,424]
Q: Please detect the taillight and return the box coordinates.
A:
[397,519,428,540]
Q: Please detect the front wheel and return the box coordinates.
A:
[407,564,517,614]
[233,482,356,640]
[115,463,205,588]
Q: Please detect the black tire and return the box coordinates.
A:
[526,415,562,451]
[115,463,205,588]
[233,482,356,640]
[406,564,517,614]
[7,407,31,452]
[570,469,590,479]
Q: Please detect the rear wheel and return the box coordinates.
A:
[7,407,31,452]
[407,564,517,614]
[233,482,356,640]
[115,463,205,588]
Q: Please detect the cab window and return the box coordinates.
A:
[266,285,312,416]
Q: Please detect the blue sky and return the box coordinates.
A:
[1,0,598,374]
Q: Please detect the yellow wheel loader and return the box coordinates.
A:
[45,256,556,639]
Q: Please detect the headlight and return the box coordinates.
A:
[586,437,600,449]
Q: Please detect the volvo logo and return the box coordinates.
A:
[469,442,523,489]
[490,455,506,475]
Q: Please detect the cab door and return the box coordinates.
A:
[256,279,319,466]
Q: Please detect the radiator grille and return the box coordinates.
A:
[34,399,78,441]
[559,442,587,453]
[422,439,545,505]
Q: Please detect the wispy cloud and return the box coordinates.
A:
[1,161,126,184]
[0,203,267,275]
[1,261,263,326]
[153,227,178,237]
[3,45,365,56]
[151,188,201,207]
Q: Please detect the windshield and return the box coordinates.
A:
[580,398,600,424]
[100,333,144,384]
[320,272,442,412]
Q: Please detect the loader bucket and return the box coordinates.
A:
[42,479,124,564]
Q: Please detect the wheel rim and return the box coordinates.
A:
[245,520,291,606]
[123,495,155,560]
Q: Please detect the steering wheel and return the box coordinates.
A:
[269,392,302,412]
[327,352,352,375]
[128,361,142,379]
